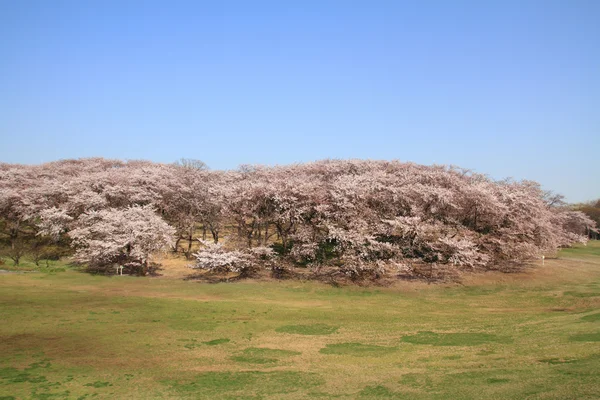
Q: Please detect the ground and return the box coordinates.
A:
[1,242,599,399]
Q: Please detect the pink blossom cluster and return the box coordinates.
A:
[0,158,595,276]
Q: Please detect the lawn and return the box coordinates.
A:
[1,242,599,399]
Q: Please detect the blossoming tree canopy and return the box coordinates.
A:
[68,205,175,275]
[0,158,596,277]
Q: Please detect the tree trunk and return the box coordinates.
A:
[256,225,262,246]
[140,260,148,276]
[276,222,293,255]
[186,226,194,259]
[9,222,19,250]
[264,223,269,245]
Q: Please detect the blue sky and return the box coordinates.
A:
[1,0,598,202]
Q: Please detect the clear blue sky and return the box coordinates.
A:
[1,0,598,202]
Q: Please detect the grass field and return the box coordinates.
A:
[1,242,599,399]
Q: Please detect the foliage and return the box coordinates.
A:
[191,241,248,273]
[69,205,175,274]
[573,199,600,239]
[0,158,596,278]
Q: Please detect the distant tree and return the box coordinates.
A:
[1,238,28,266]
[554,210,596,243]
[191,240,247,273]
[191,240,274,277]
[174,158,209,171]
[29,236,65,267]
[573,199,600,239]
[0,171,29,251]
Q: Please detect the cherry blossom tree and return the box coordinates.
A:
[1,157,595,279]
[68,205,175,275]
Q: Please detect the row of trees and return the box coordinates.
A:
[0,158,596,278]
[573,199,600,240]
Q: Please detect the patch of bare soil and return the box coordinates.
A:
[152,254,195,279]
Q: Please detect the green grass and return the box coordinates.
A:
[319,343,397,356]
[400,331,513,346]
[0,257,74,273]
[581,312,600,322]
[166,371,324,398]
[558,242,600,258]
[568,332,600,342]
[230,347,301,365]
[1,241,600,399]
[275,324,339,335]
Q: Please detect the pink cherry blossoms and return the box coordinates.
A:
[0,158,595,279]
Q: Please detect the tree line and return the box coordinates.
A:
[572,199,600,240]
[0,158,596,280]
